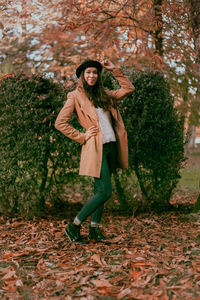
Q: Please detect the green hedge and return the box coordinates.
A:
[122,70,185,212]
[0,70,185,216]
[0,75,82,216]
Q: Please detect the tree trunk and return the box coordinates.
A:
[189,0,200,205]
[193,193,200,212]
[190,0,200,71]
[153,0,163,56]
[187,124,197,149]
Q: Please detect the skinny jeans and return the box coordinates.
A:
[76,142,117,224]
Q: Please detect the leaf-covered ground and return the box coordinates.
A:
[1,146,199,299]
[1,211,200,300]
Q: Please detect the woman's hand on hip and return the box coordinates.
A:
[85,126,99,141]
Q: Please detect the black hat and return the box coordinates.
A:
[76,59,102,78]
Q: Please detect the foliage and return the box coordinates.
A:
[102,68,185,212]
[0,1,59,75]
[0,70,186,216]
[1,0,198,143]
[0,1,193,77]
[103,68,185,212]
[1,213,200,299]
[122,69,185,212]
[0,75,82,216]
[35,0,194,84]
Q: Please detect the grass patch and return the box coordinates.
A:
[177,168,200,193]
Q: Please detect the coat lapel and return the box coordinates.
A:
[76,88,97,121]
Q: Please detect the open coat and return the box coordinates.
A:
[55,68,134,178]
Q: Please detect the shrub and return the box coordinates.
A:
[0,70,185,217]
[121,69,185,212]
[0,75,82,216]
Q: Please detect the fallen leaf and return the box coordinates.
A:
[130,269,141,279]
[2,270,17,280]
[90,254,107,266]
[91,279,112,288]
[2,252,14,259]
[16,279,23,287]
[117,287,131,299]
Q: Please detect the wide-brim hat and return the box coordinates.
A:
[76,59,102,78]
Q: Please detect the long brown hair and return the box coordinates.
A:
[81,70,116,110]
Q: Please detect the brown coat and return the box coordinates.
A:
[55,68,134,178]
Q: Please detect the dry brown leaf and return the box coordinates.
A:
[109,275,124,283]
[109,235,124,243]
[2,282,18,293]
[90,254,107,266]
[1,196,200,300]
[2,252,14,259]
[0,266,15,275]
[117,287,131,299]
[130,269,141,279]
[16,279,23,287]
[37,258,46,272]
[2,270,17,281]
[91,279,112,288]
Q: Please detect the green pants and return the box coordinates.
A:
[77,142,117,224]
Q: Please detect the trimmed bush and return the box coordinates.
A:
[0,75,82,216]
[122,70,185,212]
[0,70,185,217]
[103,69,185,213]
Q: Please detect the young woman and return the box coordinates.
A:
[55,59,134,244]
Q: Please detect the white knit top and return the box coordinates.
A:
[96,108,116,144]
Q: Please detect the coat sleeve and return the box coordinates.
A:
[55,92,86,145]
[106,68,135,100]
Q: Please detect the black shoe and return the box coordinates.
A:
[89,226,107,242]
[65,223,86,244]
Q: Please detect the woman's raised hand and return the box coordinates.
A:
[85,126,99,141]
[101,59,115,71]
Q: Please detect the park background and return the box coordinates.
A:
[0,1,200,299]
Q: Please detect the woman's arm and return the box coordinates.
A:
[55,92,86,144]
[102,60,135,100]
[55,92,98,144]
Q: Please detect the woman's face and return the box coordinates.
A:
[84,67,98,86]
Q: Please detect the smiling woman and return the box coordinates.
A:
[84,67,98,86]
[55,58,134,244]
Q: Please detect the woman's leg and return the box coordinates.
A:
[91,142,117,225]
[65,142,116,243]
[75,142,113,224]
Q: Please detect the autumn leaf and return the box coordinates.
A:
[91,279,112,288]
[2,252,14,259]
[37,258,46,272]
[2,270,17,281]
[117,287,131,299]
[91,279,119,296]
[1,194,200,300]
[90,254,107,266]
[130,269,141,279]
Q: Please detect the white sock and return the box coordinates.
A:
[90,221,100,227]
[74,216,81,225]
